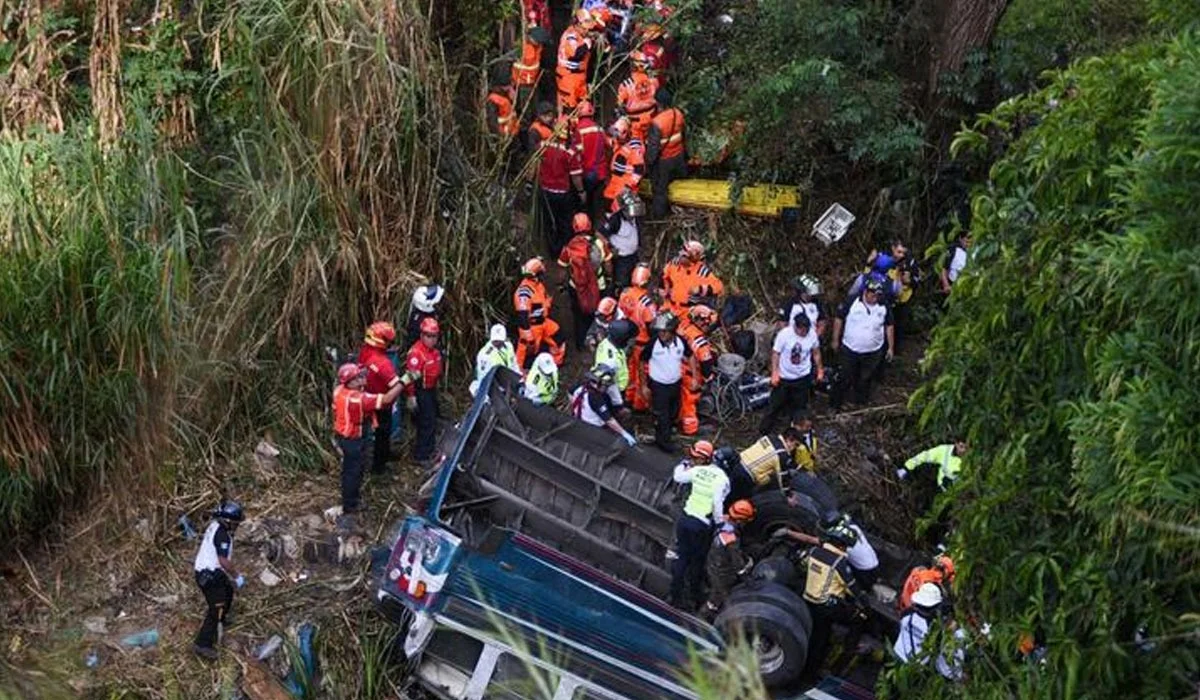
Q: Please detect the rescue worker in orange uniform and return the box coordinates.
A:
[645,89,687,218]
[511,25,551,118]
[486,77,519,143]
[556,9,599,113]
[571,100,610,221]
[526,101,557,155]
[899,555,957,611]
[678,304,717,435]
[514,257,567,370]
[557,212,613,350]
[619,262,658,411]
[333,362,413,514]
[661,240,724,312]
[617,51,659,141]
[602,117,645,215]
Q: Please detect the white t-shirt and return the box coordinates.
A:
[894,613,966,680]
[948,246,968,283]
[846,523,879,571]
[646,336,689,384]
[785,301,821,332]
[194,521,232,573]
[608,217,639,257]
[773,326,818,379]
[840,298,892,354]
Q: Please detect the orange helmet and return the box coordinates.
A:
[577,100,595,118]
[337,363,365,385]
[364,321,396,348]
[682,240,705,260]
[629,50,650,70]
[934,555,956,582]
[727,499,755,523]
[419,317,440,336]
[688,304,716,325]
[521,257,546,277]
[689,440,714,461]
[610,117,631,141]
[572,212,592,234]
[631,262,652,287]
[597,296,618,320]
[640,23,664,41]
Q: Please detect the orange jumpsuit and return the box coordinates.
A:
[556,25,593,112]
[603,138,645,203]
[514,278,566,369]
[618,285,657,411]
[618,70,659,141]
[677,319,715,435]
[661,257,725,312]
[486,87,518,138]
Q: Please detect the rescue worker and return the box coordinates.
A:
[601,118,645,216]
[661,240,723,312]
[617,50,659,141]
[333,362,411,514]
[513,257,567,370]
[645,88,686,218]
[405,283,445,348]
[523,352,560,406]
[791,412,819,472]
[571,100,610,221]
[940,231,971,293]
[777,274,827,338]
[599,188,643,290]
[556,9,599,113]
[894,583,965,680]
[802,519,871,676]
[485,77,519,141]
[642,311,690,452]
[899,555,956,611]
[760,312,824,434]
[405,317,444,466]
[192,501,245,660]
[594,318,635,408]
[358,321,401,474]
[558,212,613,349]
[511,25,552,118]
[701,499,756,620]
[678,304,717,436]
[669,441,730,609]
[470,323,519,397]
[569,364,638,446]
[717,428,802,506]
[898,441,967,490]
[526,101,556,154]
[830,277,894,409]
[636,23,668,83]
[584,296,623,352]
[619,262,657,411]
[537,119,584,259]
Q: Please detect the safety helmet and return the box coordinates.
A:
[212,500,245,523]
[792,274,821,297]
[489,323,508,343]
[534,352,557,375]
[934,555,957,581]
[607,318,636,347]
[640,23,664,41]
[412,284,445,314]
[911,582,944,609]
[824,519,859,548]
[617,188,646,218]
[631,262,653,287]
[587,364,616,387]
[597,296,618,320]
[688,304,716,326]
[577,99,595,118]
[610,117,631,141]
[689,440,715,461]
[364,321,396,348]
[521,257,547,277]
[864,276,886,295]
[682,240,705,260]
[651,311,678,333]
[337,363,365,385]
[727,499,755,523]
[572,212,592,234]
[420,317,441,336]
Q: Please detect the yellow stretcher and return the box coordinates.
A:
[638,179,801,218]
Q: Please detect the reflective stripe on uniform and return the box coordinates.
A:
[683,464,725,520]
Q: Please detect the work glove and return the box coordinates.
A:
[620,430,637,447]
[406,395,418,411]
[895,468,908,480]
[235,574,246,589]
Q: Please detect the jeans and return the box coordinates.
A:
[649,378,681,448]
[758,374,812,434]
[194,570,234,650]
[372,408,392,473]
[413,388,439,461]
[338,435,367,512]
[669,515,712,608]
[832,347,884,408]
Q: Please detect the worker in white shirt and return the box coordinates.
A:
[760,312,824,434]
[669,441,729,610]
[940,231,971,294]
[894,583,965,680]
[641,311,691,453]
[192,501,245,660]
[830,277,894,409]
[569,364,638,446]
[469,324,519,396]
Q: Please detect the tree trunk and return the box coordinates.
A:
[928,0,1009,98]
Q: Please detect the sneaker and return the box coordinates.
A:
[192,644,218,661]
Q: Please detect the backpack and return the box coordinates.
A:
[565,236,600,315]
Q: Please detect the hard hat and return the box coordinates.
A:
[337,363,365,385]
[689,440,715,461]
[640,23,664,40]
[864,276,886,295]
[934,555,956,580]
[824,519,859,548]
[597,296,618,319]
[688,304,715,325]
[420,317,440,335]
[572,212,592,234]
[587,364,616,386]
[577,99,595,118]
[574,8,600,30]
[607,318,636,347]
[727,499,755,523]
[651,311,678,333]
[610,117,631,140]
[534,352,557,375]
[412,284,445,314]
[617,188,646,218]
[631,262,652,287]
[365,321,396,348]
[792,312,812,329]
[911,582,944,608]
[489,323,508,343]
[682,240,705,259]
[521,257,546,277]
[211,500,245,523]
[793,274,821,297]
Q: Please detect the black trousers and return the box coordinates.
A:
[612,253,637,293]
[194,570,234,650]
[723,464,756,511]
[670,515,712,608]
[583,171,605,223]
[651,154,687,218]
[372,408,392,473]
[412,388,439,461]
[649,378,680,447]
[338,435,367,512]
[539,188,578,259]
[805,602,857,679]
[758,374,812,434]
[832,347,884,408]
[568,287,591,351]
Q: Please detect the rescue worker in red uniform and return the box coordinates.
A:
[661,240,724,312]
[333,363,412,513]
[357,321,402,474]
[405,317,444,465]
[617,51,659,141]
[571,100,610,222]
[537,118,584,258]
[558,212,613,350]
[678,304,717,435]
[514,257,567,370]
[637,23,669,83]
[619,262,658,411]
[556,9,599,113]
[645,89,687,218]
[602,117,645,215]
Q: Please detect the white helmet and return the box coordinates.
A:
[489,323,508,343]
[911,582,944,608]
[794,274,821,297]
[412,284,445,314]
[534,352,557,375]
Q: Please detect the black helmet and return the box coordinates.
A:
[607,319,636,347]
[587,364,616,387]
[212,500,245,523]
[823,515,858,548]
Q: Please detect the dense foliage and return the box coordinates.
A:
[906,27,1200,698]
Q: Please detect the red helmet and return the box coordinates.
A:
[364,321,396,348]
[521,257,546,277]
[597,297,618,320]
[690,440,714,461]
[631,262,652,287]
[572,212,592,234]
[577,100,595,118]
[420,317,441,336]
[728,499,756,523]
[337,363,364,385]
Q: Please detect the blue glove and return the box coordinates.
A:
[621,430,637,447]
[235,574,246,589]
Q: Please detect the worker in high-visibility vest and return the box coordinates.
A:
[669,441,729,610]
[511,25,551,118]
[897,441,967,490]
[618,263,657,412]
[645,89,687,218]
[556,9,600,113]
[470,324,519,397]
[617,50,659,141]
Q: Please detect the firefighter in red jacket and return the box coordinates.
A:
[538,118,584,258]
[357,321,401,474]
[571,100,610,222]
[405,317,444,466]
